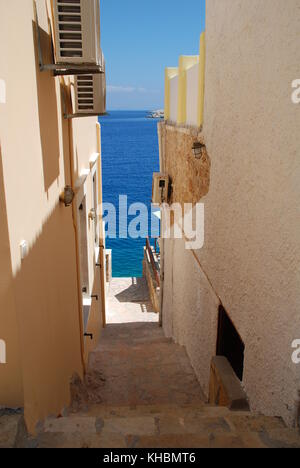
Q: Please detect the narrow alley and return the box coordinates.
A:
[12,278,300,449]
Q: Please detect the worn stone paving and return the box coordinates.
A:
[106,277,159,324]
[86,322,206,408]
[13,322,300,448]
[2,279,300,448]
[0,409,25,448]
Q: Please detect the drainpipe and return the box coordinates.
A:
[159,239,165,327]
[63,80,86,374]
[157,122,165,327]
[96,122,107,328]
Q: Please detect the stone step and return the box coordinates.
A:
[49,408,286,434]
[0,409,26,448]
[39,403,298,445]
[95,337,173,351]
[126,429,300,449]
[13,400,299,448]
[31,410,300,448]
[24,427,300,449]
[78,402,208,418]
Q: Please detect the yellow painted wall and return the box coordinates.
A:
[198,32,206,127]
[164,33,206,128]
[165,68,178,121]
[0,0,104,432]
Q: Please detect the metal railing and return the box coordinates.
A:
[154,237,160,254]
[146,238,160,287]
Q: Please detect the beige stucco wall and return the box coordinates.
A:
[162,0,300,426]
[0,145,23,407]
[72,116,99,179]
[0,0,104,432]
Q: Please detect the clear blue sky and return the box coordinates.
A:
[101,0,206,110]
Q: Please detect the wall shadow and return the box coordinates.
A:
[0,143,24,406]
[115,277,156,315]
[32,21,60,193]
[12,201,83,432]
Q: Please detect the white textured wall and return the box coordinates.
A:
[169,75,178,123]
[163,237,219,397]
[162,0,300,426]
[186,64,199,126]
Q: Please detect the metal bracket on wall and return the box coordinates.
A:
[84,333,93,341]
[41,64,104,77]
[63,112,108,120]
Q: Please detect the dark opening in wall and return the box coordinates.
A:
[217,305,245,381]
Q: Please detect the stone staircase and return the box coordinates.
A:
[3,322,300,448]
[22,402,299,448]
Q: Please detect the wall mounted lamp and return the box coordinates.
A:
[84,333,93,341]
[192,141,206,160]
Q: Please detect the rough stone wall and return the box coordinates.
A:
[162,0,300,426]
[160,124,210,207]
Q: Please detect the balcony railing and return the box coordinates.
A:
[146,238,160,287]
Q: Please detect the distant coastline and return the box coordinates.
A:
[146,109,164,119]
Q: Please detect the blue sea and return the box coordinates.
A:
[98,111,160,277]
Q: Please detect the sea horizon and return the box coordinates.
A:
[99,110,160,278]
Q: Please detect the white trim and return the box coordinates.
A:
[0,339,6,364]
[80,168,90,178]
[0,79,6,104]
[20,240,28,260]
[83,297,92,307]
[89,152,100,169]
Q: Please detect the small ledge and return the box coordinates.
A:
[209,356,250,412]
[74,169,90,192]
[89,153,100,170]
[163,120,203,138]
